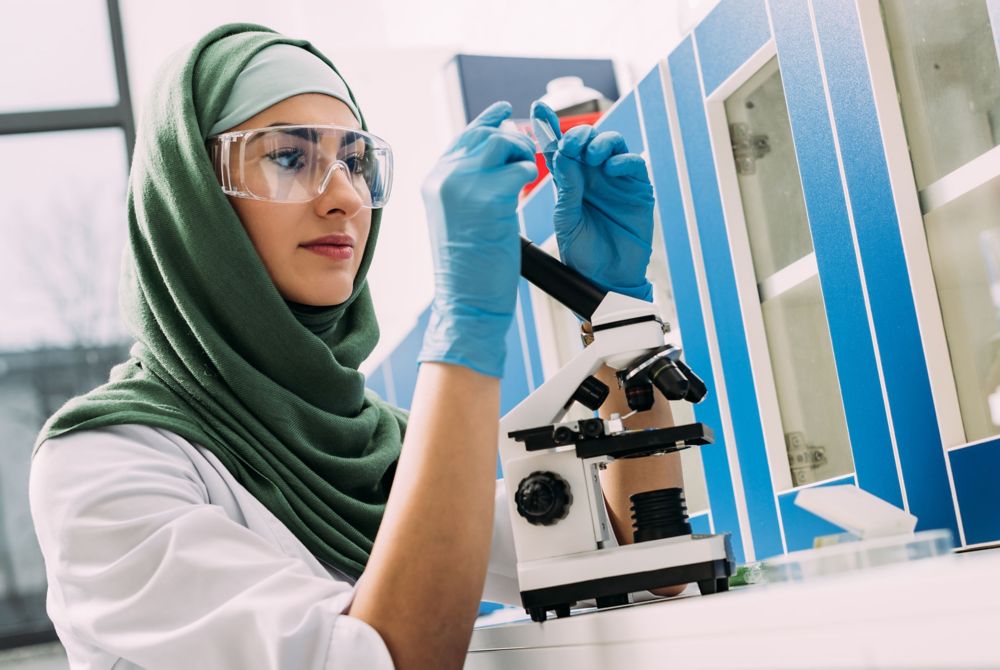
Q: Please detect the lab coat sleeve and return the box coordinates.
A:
[28,427,394,670]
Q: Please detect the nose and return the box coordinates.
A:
[314,162,364,218]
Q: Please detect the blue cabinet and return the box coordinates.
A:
[372,0,1000,560]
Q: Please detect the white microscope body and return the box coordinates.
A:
[502,239,734,622]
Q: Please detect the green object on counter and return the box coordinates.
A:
[729,561,765,587]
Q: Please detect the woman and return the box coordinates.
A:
[28,22,683,670]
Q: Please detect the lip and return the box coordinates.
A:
[300,233,355,262]
[300,233,355,248]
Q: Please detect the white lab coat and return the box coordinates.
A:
[28,423,523,669]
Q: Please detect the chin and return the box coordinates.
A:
[293,295,350,307]
[295,287,353,307]
[278,286,354,307]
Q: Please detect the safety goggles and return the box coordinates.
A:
[207,124,393,207]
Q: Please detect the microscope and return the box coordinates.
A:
[503,237,735,623]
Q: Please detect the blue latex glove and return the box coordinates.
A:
[530,101,655,302]
[418,101,538,377]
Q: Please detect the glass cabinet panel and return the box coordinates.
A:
[724,61,813,281]
[882,0,1000,188]
[924,175,1000,442]
[760,276,855,483]
[725,58,854,486]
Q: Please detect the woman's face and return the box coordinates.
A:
[224,93,372,306]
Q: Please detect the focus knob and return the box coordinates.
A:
[515,471,572,526]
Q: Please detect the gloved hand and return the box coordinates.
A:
[530,100,655,303]
[418,101,538,377]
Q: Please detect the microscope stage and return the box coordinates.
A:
[517,532,731,591]
[517,533,734,622]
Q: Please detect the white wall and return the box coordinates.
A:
[119,0,717,371]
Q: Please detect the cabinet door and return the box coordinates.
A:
[659,0,960,558]
[875,0,1000,545]
[723,57,853,491]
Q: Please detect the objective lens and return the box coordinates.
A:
[624,380,654,412]
[648,358,689,401]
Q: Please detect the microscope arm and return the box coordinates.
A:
[498,313,668,463]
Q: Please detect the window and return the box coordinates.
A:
[0,0,134,650]
[0,0,119,114]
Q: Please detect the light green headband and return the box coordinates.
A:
[208,43,361,135]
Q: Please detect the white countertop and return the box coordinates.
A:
[468,549,1000,669]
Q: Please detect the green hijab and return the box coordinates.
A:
[32,23,407,580]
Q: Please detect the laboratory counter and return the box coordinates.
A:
[468,548,1000,669]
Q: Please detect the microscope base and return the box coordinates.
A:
[518,534,734,623]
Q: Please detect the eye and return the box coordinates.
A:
[344,152,368,175]
[265,147,307,171]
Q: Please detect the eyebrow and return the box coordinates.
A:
[265,123,365,147]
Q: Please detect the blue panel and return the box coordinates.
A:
[694,0,771,95]
[595,91,644,154]
[688,512,716,540]
[387,307,432,410]
[520,180,555,245]
[637,64,746,563]
[690,512,712,536]
[477,601,506,617]
[516,279,545,386]
[499,311,533,478]
[669,37,783,559]
[812,0,956,537]
[769,0,903,510]
[365,364,389,402]
[777,476,856,552]
[950,441,1000,545]
[500,313,531,416]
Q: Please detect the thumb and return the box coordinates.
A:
[494,159,540,193]
[552,150,585,209]
[477,131,536,167]
[469,100,513,130]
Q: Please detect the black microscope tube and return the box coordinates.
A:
[520,236,607,321]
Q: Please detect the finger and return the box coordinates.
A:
[498,128,538,157]
[453,123,533,157]
[445,125,491,155]
[530,100,563,143]
[604,153,649,179]
[583,131,629,166]
[494,159,540,190]
[552,150,585,205]
[557,125,595,160]
[477,131,536,167]
[468,100,513,130]
[540,146,555,176]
